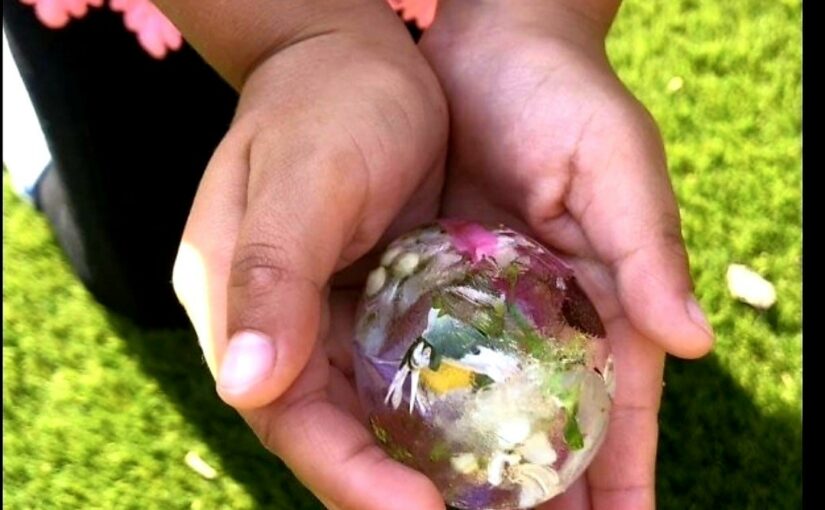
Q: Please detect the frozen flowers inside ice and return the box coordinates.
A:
[353,220,614,510]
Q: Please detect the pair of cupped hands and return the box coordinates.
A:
[170,1,714,509]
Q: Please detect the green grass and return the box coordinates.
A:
[3,176,321,509]
[609,1,802,508]
[3,0,800,508]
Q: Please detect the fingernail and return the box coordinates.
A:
[686,297,714,338]
[218,330,276,394]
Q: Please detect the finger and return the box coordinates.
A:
[570,104,714,358]
[529,211,597,258]
[586,318,664,510]
[172,130,247,377]
[242,349,445,510]
[219,138,371,409]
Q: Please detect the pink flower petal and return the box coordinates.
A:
[492,271,567,335]
[441,220,499,263]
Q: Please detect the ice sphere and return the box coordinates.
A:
[353,220,613,510]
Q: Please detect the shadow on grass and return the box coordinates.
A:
[104,313,801,510]
[103,313,324,510]
[658,354,801,510]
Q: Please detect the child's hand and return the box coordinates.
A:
[171,14,448,509]
[419,1,715,508]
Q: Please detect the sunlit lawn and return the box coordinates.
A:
[3,0,801,508]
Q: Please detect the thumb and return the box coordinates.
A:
[217,150,367,409]
[575,106,714,359]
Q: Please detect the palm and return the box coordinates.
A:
[421,30,669,510]
[242,267,446,509]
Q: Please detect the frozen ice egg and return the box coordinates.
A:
[353,220,613,510]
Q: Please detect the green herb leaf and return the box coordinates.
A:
[564,406,585,451]
[370,418,389,445]
[473,373,495,390]
[428,442,451,462]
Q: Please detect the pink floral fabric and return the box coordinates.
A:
[388,0,438,29]
[110,0,181,59]
[20,0,439,60]
[20,0,103,29]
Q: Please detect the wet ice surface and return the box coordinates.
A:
[353,221,614,510]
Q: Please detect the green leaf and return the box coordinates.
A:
[564,406,585,451]
[473,374,495,390]
[431,294,447,316]
[388,444,414,464]
[428,442,451,463]
[506,303,552,360]
[474,307,505,338]
[504,263,522,289]
[370,418,389,445]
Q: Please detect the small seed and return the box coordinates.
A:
[381,246,403,267]
[393,253,420,277]
[185,451,217,480]
[450,452,479,474]
[726,263,776,309]
[365,267,387,296]
[666,76,684,93]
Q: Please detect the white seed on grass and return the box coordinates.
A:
[393,253,420,277]
[666,76,684,93]
[365,267,387,296]
[185,451,218,480]
[726,264,776,310]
